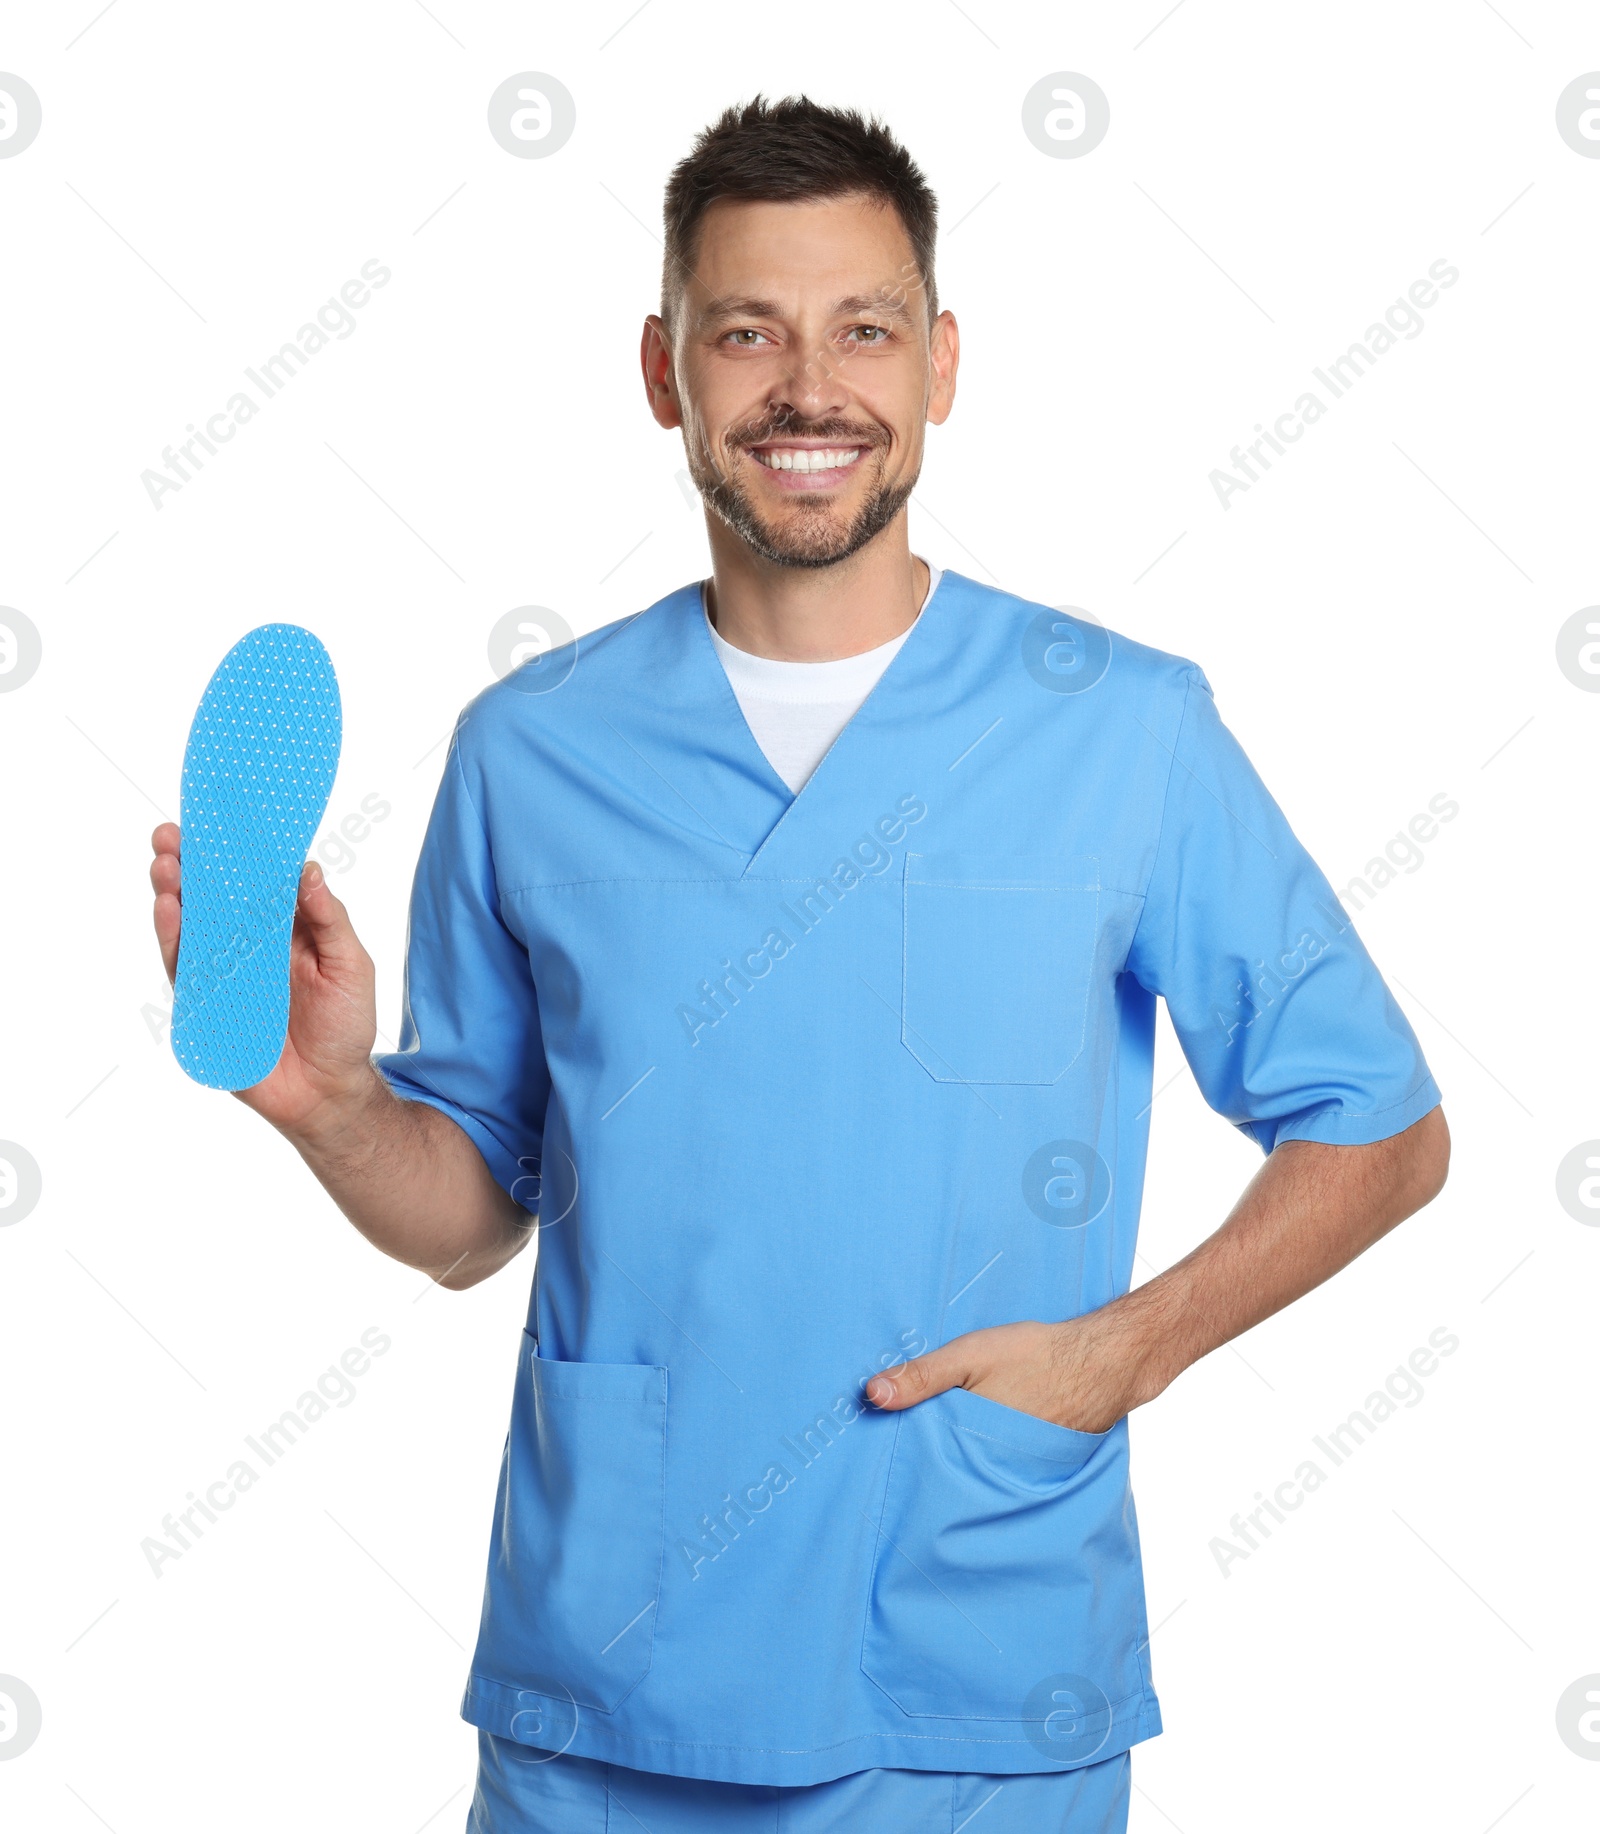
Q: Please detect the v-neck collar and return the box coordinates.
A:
[694,566,950,820]
[684,569,959,878]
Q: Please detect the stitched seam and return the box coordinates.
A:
[857,1409,907,1682]
[1272,1073,1441,1127]
[436,724,542,970]
[1125,670,1197,971]
[500,878,1143,897]
[905,880,1102,892]
[465,1678,1157,1752]
[500,876,910,896]
[527,1393,665,1402]
[953,1422,1102,1465]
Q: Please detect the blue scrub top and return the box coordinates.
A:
[373,572,1440,1787]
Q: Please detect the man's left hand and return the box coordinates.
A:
[863,1315,1145,1436]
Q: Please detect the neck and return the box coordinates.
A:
[702,512,928,662]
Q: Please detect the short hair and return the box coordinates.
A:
[661,94,939,333]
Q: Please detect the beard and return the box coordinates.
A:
[687,416,918,569]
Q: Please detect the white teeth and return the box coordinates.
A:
[754,447,862,472]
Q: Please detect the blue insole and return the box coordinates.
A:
[171,624,342,1091]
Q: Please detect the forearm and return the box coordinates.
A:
[281,1063,533,1289]
[1098,1105,1451,1410]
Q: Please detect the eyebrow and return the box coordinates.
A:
[697,292,919,329]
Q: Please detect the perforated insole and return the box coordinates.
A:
[171,624,341,1090]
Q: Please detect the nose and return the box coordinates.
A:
[770,344,851,426]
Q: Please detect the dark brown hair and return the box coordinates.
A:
[661,94,939,330]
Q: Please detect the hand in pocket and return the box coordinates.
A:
[863,1315,1136,1437]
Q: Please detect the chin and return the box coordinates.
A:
[705,473,918,572]
[757,510,863,567]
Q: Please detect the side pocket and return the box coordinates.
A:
[470,1334,668,1713]
[901,853,1100,1085]
[861,1387,1143,1723]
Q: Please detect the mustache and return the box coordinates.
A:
[727,415,888,452]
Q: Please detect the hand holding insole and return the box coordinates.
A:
[170,625,342,1091]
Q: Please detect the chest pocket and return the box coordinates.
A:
[901,852,1100,1085]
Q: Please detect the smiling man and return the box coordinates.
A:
[151,96,1448,1834]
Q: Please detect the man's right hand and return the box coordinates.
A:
[150,822,530,1289]
[149,822,380,1140]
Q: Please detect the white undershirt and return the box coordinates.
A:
[705,562,943,794]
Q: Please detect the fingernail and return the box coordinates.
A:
[304,861,323,887]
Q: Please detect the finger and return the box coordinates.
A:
[149,847,181,897]
[152,889,181,985]
[295,859,342,930]
[865,1341,969,1411]
[292,861,369,968]
[151,821,181,857]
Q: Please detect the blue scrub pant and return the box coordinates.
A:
[467,1732,1131,1832]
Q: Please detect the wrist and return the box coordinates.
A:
[1073,1287,1183,1417]
[280,1061,390,1160]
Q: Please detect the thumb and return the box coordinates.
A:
[865,1340,971,1413]
[294,860,361,955]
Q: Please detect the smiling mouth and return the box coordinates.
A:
[748,445,867,474]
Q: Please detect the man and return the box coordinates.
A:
[150,96,1448,1834]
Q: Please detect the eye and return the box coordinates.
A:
[723,328,773,347]
[846,324,891,344]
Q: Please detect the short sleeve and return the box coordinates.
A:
[1126,669,1441,1153]
[372,727,550,1210]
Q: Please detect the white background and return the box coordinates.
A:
[2,2,1596,1829]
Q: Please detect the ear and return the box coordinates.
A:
[926,309,960,428]
[641,315,683,430]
